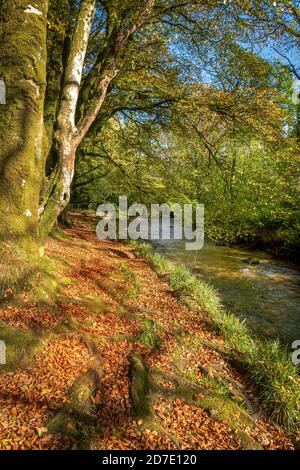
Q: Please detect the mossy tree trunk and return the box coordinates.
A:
[0,1,48,257]
[0,0,157,258]
[297,102,300,143]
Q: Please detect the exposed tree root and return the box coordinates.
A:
[0,315,81,372]
[58,209,75,229]
[47,366,102,438]
[130,354,153,421]
[197,363,257,414]
[197,338,229,356]
[129,355,263,450]
[46,334,103,440]
[129,354,180,447]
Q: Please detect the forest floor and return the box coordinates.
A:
[0,212,296,450]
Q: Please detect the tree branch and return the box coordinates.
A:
[74,0,156,145]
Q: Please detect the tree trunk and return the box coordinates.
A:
[38,0,156,242]
[38,0,96,243]
[0,0,156,254]
[0,0,48,264]
[297,102,300,143]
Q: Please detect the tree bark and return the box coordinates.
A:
[38,0,96,242]
[38,0,156,241]
[297,102,300,143]
[0,0,48,255]
[0,0,157,250]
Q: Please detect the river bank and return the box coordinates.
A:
[0,213,298,450]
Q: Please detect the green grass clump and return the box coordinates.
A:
[138,318,161,350]
[211,310,255,354]
[244,340,300,430]
[131,241,300,431]
[130,241,173,274]
[117,261,141,300]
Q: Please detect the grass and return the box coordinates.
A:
[138,318,161,350]
[115,261,142,300]
[244,340,300,428]
[130,241,300,431]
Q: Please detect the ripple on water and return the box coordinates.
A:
[149,238,300,345]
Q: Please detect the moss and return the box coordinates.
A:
[67,368,102,416]
[129,354,153,420]
[47,367,102,438]
[0,243,39,297]
[108,334,136,344]
[115,306,136,320]
[175,383,195,403]
[59,294,112,316]
[46,411,82,438]
[199,374,232,399]
[52,316,81,335]
[148,365,262,450]
[0,314,85,373]
[0,319,43,371]
[50,227,73,242]
[196,394,263,449]
[197,394,253,428]
[128,356,181,444]
[235,430,263,450]
[182,333,204,354]
[0,252,65,308]
[0,1,48,246]
[38,180,66,245]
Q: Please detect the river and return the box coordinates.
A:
[148,236,300,346]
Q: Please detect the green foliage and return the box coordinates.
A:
[138,318,161,350]
[74,71,299,257]
[244,340,300,430]
[117,261,141,299]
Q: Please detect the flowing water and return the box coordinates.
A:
[149,236,300,346]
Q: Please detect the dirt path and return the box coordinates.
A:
[0,213,294,450]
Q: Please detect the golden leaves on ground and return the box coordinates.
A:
[0,213,294,450]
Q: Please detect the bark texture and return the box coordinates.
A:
[0,0,157,251]
[39,0,156,242]
[39,0,96,242]
[0,0,48,250]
